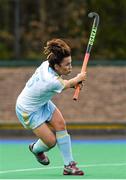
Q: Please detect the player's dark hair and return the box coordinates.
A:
[44,39,71,70]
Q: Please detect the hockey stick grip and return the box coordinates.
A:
[73,85,80,100]
[73,53,90,100]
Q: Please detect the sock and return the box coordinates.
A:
[56,130,74,165]
[32,139,50,153]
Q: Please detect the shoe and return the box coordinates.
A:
[29,143,50,165]
[63,161,84,175]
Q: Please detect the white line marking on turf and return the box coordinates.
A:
[80,162,126,167]
[0,163,126,174]
[0,166,63,174]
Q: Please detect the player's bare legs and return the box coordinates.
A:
[29,108,84,175]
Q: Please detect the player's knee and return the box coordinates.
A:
[49,140,56,149]
[46,136,56,148]
[57,120,66,131]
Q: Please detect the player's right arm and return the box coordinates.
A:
[63,72,86,89]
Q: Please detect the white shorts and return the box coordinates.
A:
[15,100,56,129]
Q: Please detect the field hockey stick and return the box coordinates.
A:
[73,12,99,101]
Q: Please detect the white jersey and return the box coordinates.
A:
[16,61,65,112]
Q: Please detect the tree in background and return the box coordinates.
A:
[87,0,126,59]
[0,0,126,60]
